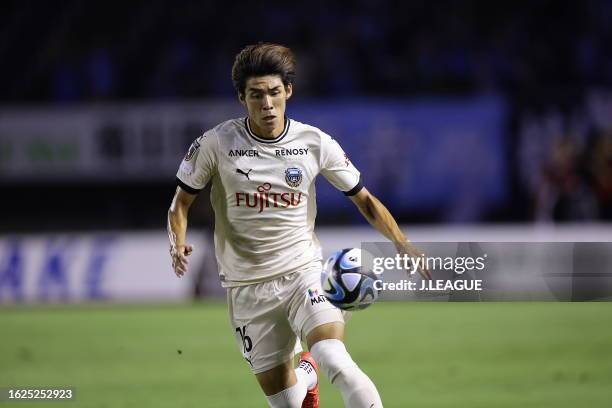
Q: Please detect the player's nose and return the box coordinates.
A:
[262,95,273,109]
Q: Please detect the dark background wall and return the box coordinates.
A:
[1,0,611,231]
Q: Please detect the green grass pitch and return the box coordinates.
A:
[1,302,611,407]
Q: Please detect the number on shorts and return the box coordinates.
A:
[235,325,253,353]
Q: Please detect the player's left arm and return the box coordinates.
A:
[349,187,431,279]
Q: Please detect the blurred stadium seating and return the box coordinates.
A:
[1,1,612,231]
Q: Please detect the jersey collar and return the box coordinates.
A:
[245,116,290,144]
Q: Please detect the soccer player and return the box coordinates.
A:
[168,43,426,408]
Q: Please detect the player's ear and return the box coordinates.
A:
[285,83,293,100]
[238,92,246,106]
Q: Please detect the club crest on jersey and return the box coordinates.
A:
[285,167,303,188]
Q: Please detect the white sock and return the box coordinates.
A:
[296,358,318,390]
[310,339,383,408]
[265,378,307,408]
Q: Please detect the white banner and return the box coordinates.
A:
[2,225,611,304]
[0,232,209,304]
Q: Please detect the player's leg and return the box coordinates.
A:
[257,360,303,407]
[288,270,383,407]
[228,281,316,408]
[256,353,318,408]
[307,322,383,408]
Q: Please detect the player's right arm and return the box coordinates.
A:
[168,131,218,277]
[167,187,198,277]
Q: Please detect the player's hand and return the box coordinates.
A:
[396,241,432,280]
[170,244,193,278]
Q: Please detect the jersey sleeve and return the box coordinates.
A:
[320,133,363,196]
[176,130,217,194]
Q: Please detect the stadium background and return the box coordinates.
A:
[1,1,611,407]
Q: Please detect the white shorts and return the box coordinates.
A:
[227,269,345,374]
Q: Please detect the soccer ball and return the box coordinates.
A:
[321,248,380,311]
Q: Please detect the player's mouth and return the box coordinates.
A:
[262,115,276,123]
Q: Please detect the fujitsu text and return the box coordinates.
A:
[235,183,302,213]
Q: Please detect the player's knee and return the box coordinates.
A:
[311,339,383,407]
[309,338,358,382]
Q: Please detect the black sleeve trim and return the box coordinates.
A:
[343,176,364,196]
[176,178,203,195]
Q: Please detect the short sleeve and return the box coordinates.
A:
[320,134,363,196]
[176,131,217,194]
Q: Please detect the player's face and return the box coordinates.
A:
[240,75,292,139]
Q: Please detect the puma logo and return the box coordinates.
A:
[236,168,253,180]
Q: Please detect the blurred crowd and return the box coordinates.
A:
[1,0,611,226]
[1,1,610,101]
[518,90,612,222]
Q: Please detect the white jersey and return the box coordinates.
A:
[176,117,362,287]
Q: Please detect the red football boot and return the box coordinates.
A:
[298,352,320,408]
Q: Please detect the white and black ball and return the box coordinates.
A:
[321,248,379,311]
